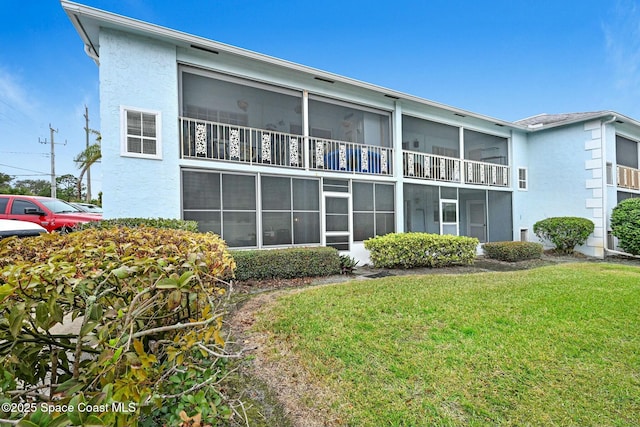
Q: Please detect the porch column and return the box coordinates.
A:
[393,101,404,233]
[303,90,310,170]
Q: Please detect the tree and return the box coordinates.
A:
[13,179,51,197]
[56,174,83,201]
[75,132,101,201]
[0,172,13,193]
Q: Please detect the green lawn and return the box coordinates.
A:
[255,263,640,426]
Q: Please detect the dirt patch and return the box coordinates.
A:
[228,289,344,427]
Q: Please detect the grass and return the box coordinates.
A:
[255,263,640,426]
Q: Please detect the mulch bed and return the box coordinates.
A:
[231,252,640,294]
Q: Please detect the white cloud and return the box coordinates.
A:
[603,0,640,92]
[0,67,38,128]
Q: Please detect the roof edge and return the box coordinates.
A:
[60,0,524,131]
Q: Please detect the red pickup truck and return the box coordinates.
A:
[0,195,102,233]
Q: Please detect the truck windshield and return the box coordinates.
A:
[39,199,82,214]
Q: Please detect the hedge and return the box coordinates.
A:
[482,241,543,262]
[231,247,341,281]
[364,232,478,268]
[533,216,594,254]
[77,217,198,232]
[0,226,237,425]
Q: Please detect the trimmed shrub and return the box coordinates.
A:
[77,217,198,232]
[533,217,594,254]
[231,247,341,281]
[0,226,239,426]
[483,241,543,262]
[610,197,640,255]
[364,232,478,268]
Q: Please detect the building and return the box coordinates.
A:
[62,1,640,262]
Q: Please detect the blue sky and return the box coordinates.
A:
[1,0,639,196]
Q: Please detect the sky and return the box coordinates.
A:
[2,0,640,197]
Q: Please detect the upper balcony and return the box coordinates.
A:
[402,150,510,188]
[617,165,640,190]
[180,117,393,176]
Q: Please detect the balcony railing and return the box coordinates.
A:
[617,165,640,190]
[403,150,510,187]
[309,138,392,176]
[180,117,393,176]
[180,117,304,168]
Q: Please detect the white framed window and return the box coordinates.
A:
[121,106,161,159]
[517,167,528,190]
[606,162,613,186]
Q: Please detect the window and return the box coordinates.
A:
[121,107,161,159]
[11,199,38,215]
[261,176,320,246]
[182,170,256,247]
[606,162,613,186]
[616,135,639,168]
[308,97,390,147]
[352,182,395,241]
[464,129,508,165]
[518,167,528,190]
[402,115,459,156]
[0,197,9,214]
[181,69,302,132]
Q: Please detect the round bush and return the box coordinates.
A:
[533,217,594,254]
[610,198,640,255]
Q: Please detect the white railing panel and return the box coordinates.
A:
[402,151,510,188]
[310,138,393,176]
[463,159,510,187]
[180,117,304,169]
[402,151,461,183]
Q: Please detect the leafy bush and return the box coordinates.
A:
[364,232,478,268]
[231,247,341,281]
[339,255,359,275]
[610,198,640,255]
[77,217,198,232]
[482,241,543,262]
[0,226,242,426]
[533,217,594,254]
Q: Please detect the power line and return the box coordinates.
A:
[0,163,49,174]
[0,151,49,156]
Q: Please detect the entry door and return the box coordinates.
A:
[324,193,350,251]
[467,200,487,242]
[440,199,458,236]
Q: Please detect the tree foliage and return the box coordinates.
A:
[13,179,51,196]
[56,174,84,201]
[75,139,101,201]
[0,226,243,426]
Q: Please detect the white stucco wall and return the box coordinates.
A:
[519,121,605,257]
[510,130,529,241]
[99,29,181,219]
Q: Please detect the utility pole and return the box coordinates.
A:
[84,106,92,202]
[39,125,66,199]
